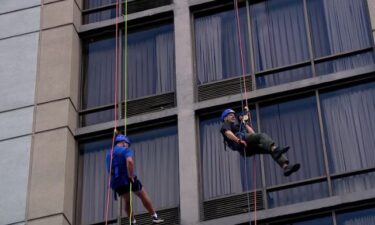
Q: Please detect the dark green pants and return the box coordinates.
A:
[242,133,289,168]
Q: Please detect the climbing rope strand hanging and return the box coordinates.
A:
[123,0,131,224]
[233,0,257,224]
[104,0,120,224]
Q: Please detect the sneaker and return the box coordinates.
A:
[272,146,290,159]
[152,215,164,224]
[284,163,300,176]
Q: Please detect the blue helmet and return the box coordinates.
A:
[115,134,131,146]
[221,108,235,121]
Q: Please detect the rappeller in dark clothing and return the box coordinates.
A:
[220,108,300,176]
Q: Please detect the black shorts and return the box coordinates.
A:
[115,179,143,196]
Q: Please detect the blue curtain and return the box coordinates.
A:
[336,207,375,225]
[194,7,251,85]
[252,0,311,88]
[308,0,375,76]
[259,96,328,207]
[320,82,375,195]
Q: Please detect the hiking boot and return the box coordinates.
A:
[152,215,164,224]
[284,163,300,176]
[272,146,290,159]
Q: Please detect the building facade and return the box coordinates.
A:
[1,0,375,225]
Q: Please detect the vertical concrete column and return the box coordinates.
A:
[174,1,200,224]
[368,0,375,43]
[26,0,81,225]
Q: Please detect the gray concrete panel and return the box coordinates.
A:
[0,33,39,112]
[0,107,34,140]
[0,7,40,39]
[0,136,31,225]
[0,0,40,14]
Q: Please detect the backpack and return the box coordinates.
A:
[106,147,129,190]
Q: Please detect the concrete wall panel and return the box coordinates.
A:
[42,0,81,30]
[28,128,76,224]
[0,33,39,111]
[0,107,34,140]
[0,7,40,39]
[37,26,76,104]
[0,136,31,225]
[0,0,40,14]
[35,99,77,133]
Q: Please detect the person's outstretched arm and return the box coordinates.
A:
[126,156,135,182]
[245,124,255,134]
[224,130,247,146]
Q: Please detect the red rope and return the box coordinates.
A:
[105,0,120,224]
[234,1,257,225]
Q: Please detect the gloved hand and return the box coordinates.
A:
[238,139,247,147]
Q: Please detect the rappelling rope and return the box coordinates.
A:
[233,1,257,224]
[104,0,120,224]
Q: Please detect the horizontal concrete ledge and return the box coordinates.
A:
[75,107,177,137]
[194,65,375,111]
[201,189,375,225]
[79,5,173,33]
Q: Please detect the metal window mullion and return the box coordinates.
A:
[246,0,257,91]
[303,0,316,77]
[315,90,333,196]
[256,102,268,209]
[332,211,338,225]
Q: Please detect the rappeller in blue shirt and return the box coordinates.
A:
[106,134,164,224]
[220,108,300,176]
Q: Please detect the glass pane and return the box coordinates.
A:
[333,172,375,196]
[259,96,325,186]
[125,24,176,100]
[194,7,251,84]
[315,52,375,76]
[270,216,333,225]
[320,82,375,173]
[199,109,259,200]
[83,8,116,24]
[251,0,309,72]
[83,36,116,109]
[308,0,372,58]
[84,0,116,9]
[337,207,375,225]
[81,108,115,127]
[267,182,329,208]
[256,65,312,89]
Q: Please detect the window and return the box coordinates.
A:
[336,207,375,225]
[81,22,175,126]
[82,0,172,24]
[199,109,259,201]
[194,6,251,85]
[77,126,179,225]
[193,0,374,89]
[320,81,375,195]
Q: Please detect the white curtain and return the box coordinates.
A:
[320,82,375,194]
[200,118,243,200]
[156,31,176,93]
[79,126,179,224]
[251,0,311,88]
[308,0,374,75]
